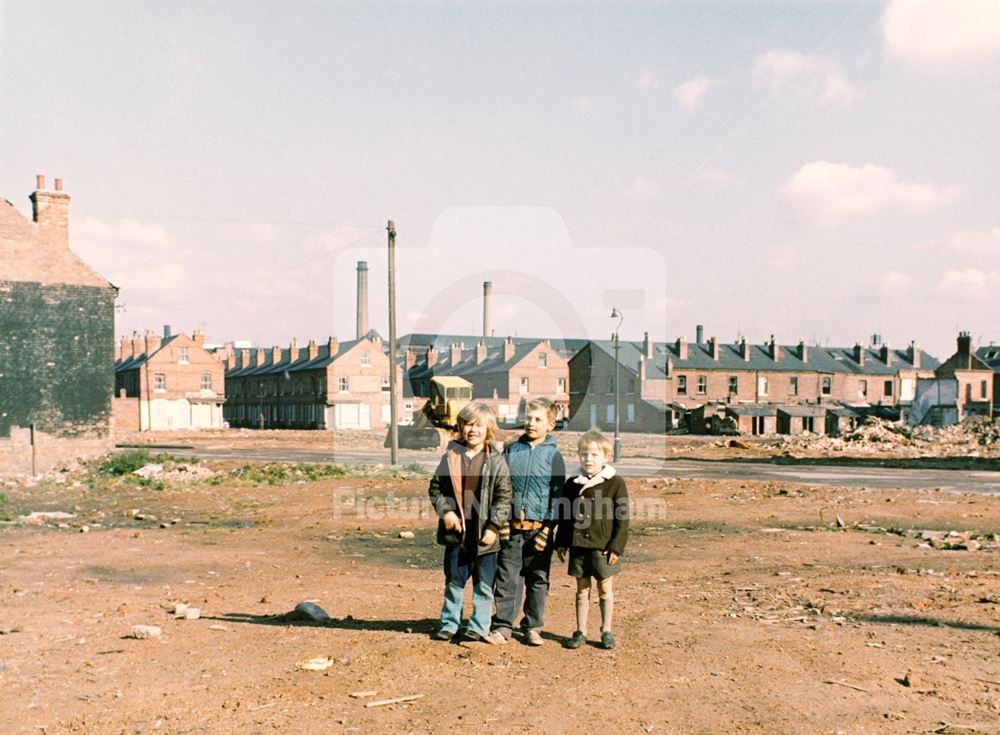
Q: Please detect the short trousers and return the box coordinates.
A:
[567,547,621,580]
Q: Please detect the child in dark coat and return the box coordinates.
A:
[556,428,629,650]
[427,401,512,642]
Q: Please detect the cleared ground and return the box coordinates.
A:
[1,434,999,734]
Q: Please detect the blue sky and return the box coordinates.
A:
[2,1,998,358]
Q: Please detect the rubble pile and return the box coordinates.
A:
[768,416,1000,457]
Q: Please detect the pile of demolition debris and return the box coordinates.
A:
[768,416,1000,457]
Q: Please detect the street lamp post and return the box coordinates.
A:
[610,308,623,462]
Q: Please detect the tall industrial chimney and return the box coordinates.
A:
[356,261,369,339]
[483,281,494,338]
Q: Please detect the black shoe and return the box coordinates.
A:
[462,630,486,643]
[564,630,586,649]
[432,627,456,641]
[601,631,615,650]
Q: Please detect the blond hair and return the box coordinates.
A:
[525,397,558,424]
[456,401,498,443]
[577,428,613,459]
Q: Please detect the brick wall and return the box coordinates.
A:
[0,280,115,473]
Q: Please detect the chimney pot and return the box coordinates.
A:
[54,178,63,192]
[36,174,44,190]
[696,324,704,344]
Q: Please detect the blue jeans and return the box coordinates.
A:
[440,544,498,636]
[491,530,553,633]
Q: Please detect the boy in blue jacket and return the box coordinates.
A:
[488,397,565,646]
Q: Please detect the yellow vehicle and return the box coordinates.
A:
[388,376,474,450]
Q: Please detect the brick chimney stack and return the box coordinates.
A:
[425,346,437,368]
[30,175,70,249]
[356,261,369,339]
[271,345,282,365]
[255,348,265,367]
[708,336,720,361]
[307,339,318,361]
[483,282,494,338]
[769,335,780,362]
[643,331,653,358]
[880,343,891,366]
[676,335,688,360]
[193,329,205,348]
[476,339,488,365]
[450,343,462,367]
[957,331,972,369]
[503,336,516,362]
[288,337,299,363]
[327,337,339,360]
[798,340,808,363]
[907,341,920,368]
[144,330,162,357]
[739,338,750,361]
[854,343,865,366]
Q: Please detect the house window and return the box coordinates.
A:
[201,374,212,390]
[381,376,390,393]
[339,376,349,392]
[154,373,166,391]
[821,377,831,395]
[520,377,529,394]
[966,383,972,401]
[757,376,768,396]
[788,377,798,396]
[557,377,566,394]
[697,375,707,394]
[884,380,893,397]
[606,376,615,394]
[728,376,738,394]
[627,403,635,423]
[803,416,815,432]
[983,380,989,399]
[859,379,867,398]
[628,378,636,394]
[677,375,687,395]
[606,404,615,423]
[538,352,547,368]
[178,347,189,364]
[361,350,371,367]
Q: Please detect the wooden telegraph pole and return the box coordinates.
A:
[387,220,399,465]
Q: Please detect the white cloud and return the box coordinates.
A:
[73,217,190,292]
[780,161,961,226]
[574,95,596,112]
[935,268,1000,298]
[673,76,711,110]
[949,227,1000,255]
[881,270,915,298]
[754,50,859,109]
[884,0,1000,72]
[690,167,745,189]
[636,69,655,90]
[622,176,659,200]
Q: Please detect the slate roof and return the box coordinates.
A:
[974,346,1000,374]
[114,335,183,372]
[587,339,940,377]
[224,339,363,378]
[404,340,548,380]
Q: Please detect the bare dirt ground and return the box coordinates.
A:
[2,434,1000,734]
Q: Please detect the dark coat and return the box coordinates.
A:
[428,441,512,555]
[555,467,629,556]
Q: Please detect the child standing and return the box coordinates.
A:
[555,428,629,650]
[489,398,566,646]
[428,401,512,642]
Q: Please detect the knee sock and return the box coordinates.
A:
[599,593,614,632]
[575,590,590,635]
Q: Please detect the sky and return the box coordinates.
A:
[1,0,998,359]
